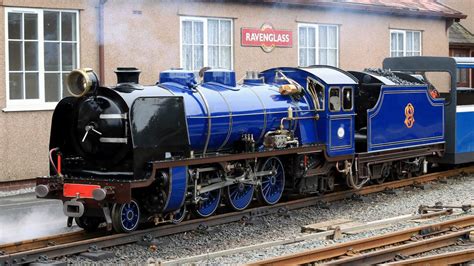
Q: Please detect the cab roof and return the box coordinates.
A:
[302,66,358,85]
[261,66,358,86]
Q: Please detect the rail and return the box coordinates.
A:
[252,215,474,265]
[383,248,474,265]
[1,166,473,265]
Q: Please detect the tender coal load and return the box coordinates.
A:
[364,68,424,85]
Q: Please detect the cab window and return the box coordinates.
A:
[307,78,325,111]
[329,87,341,112]
[342,87,353,111]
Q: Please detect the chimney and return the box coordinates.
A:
[114,67,141,84]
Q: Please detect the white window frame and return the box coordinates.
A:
[390,29,422,57]
[4,7,80,112]
[298,23,339,67]
[179,16,233,71]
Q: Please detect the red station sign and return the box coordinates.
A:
[241,23,293,53]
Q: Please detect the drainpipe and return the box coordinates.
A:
[99,0,107,83]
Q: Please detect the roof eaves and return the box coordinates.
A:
[257,0,467,19]
[449,22,474,44]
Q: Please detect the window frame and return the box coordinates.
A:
[4,7,80,112]
[328,86,341,112]
[451,48,471,87]
[342,86,353,111]
[179,16,233,72]
[297,23,339,67]
[307,77,325,111]
[389,29,422,57]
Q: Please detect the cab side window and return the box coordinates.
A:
[307,78,325,111]
[342,87,353,111]
[329,87,341,112]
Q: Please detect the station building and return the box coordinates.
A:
[0,0,466,187]
[441,0,474,88]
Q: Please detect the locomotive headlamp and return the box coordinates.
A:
[67,68,99,97]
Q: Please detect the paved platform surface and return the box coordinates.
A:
[0,192,58,210]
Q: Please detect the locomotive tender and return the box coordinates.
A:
[37,57,461,233]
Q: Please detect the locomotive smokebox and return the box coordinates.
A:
[115,67,141,84]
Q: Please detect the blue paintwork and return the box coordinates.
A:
[367,86,445,152]
[259,157,285,205]
[119,200,140,231]
[159,70,197,88]
[126,67,447,215]
[159,69,312,152]
[162,166,188,213]
[456,64,474,69]
[261,67,356,157]
[455,111,474,153]
[203,69,236,87]
[196,189,221,217]
[454,60,474,157]
[324,91,355,157]
[243,78,265,85]
[227,183,254,210]
[329,116,353,152]
[157,67,357,157]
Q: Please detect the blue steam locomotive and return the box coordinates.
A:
[36,57,468,233]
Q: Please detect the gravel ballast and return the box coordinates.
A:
[62,175,473,265]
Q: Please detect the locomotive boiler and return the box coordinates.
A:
[36,58,449,233]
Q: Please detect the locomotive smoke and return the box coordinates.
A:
[89,1,179,85]
[0,203,71,244]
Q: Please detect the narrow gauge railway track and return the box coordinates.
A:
[1,166,473,265]
[383,248,474,265]
[253,215,474,265]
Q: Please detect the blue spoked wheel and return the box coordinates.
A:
[171,205,187,224]
[258,157,285,205]
[226,182,254,211]
[111,199,140,233]
[195,189,222,217]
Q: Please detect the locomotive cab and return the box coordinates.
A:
[260,66,357,158]
[305,67,357,158]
